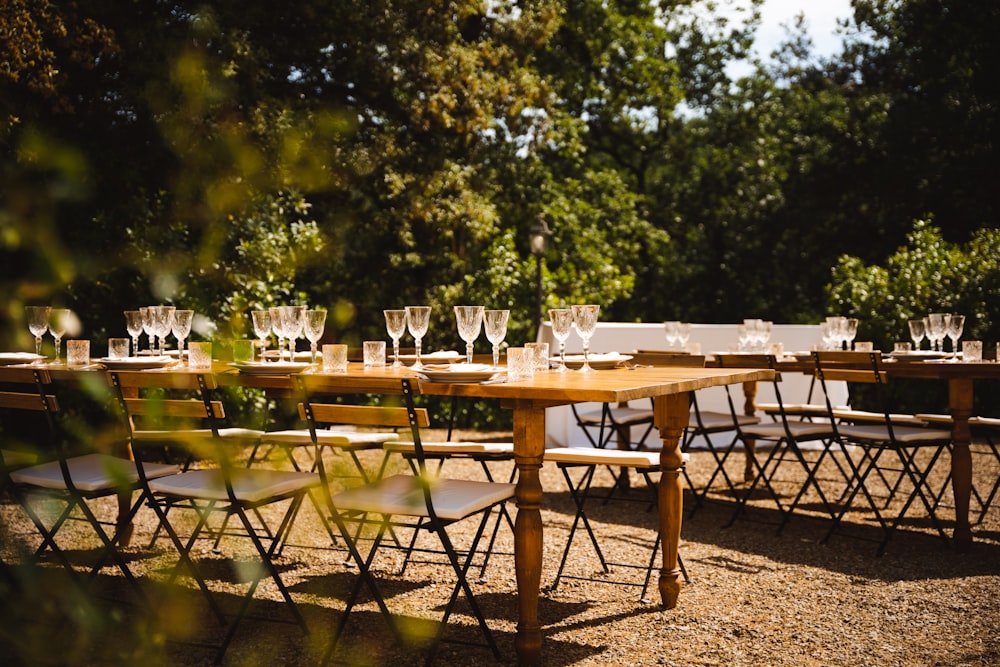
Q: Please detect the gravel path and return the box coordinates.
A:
[2,434,999,666]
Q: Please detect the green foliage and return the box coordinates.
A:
[828,218,1000,349]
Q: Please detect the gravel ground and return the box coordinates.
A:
[2,431,999,666]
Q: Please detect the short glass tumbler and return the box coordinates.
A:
[363,341,386,368]
[188,342,213,369]
[322,344,348,373]
[108,338,131,359]
[67,340,90,368]
[962,340,983,362]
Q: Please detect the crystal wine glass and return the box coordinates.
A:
[269,307,285,360]
[405,305,432,370]
[663,321,680,350]
[251,310,272,362]
[907,318,926,351]
[48,308,72,362]
[303,309,327,364]
[549,308,574,372]
[844,318,859,351]
[281,305,306,360]
[676,322,692,353]
[454,305,484,365]
[171,309,194,363]
[26,306,50,358]
[124,310,144,357]
[483,309,510,369]
[946,314,965,359]
[147,305,175,357]
[571,304,600,372]
[926,313,947,352]
[140,307,157,355]
[384,309,408,367]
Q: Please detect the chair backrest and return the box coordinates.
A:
[0,366,60,467]
[812,350,894,436]
[109,370,229,471]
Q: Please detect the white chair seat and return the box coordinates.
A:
[575,406,654,427]
[11,453,179,493]
[149,468,320,504]
[696,410,761,431]
[262,428,399,450]
[741,422,835,440]
[384,440,514,456]
[135,427,264,445]
[544,447,689,468]
[331,473,515,522]
[832,409,927,426]
[836,424,952,445]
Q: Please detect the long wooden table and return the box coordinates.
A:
[225,362,773,666]
[767,356,1000,551]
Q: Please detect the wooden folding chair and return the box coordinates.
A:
[4,366,178,601]
[812,351,953,554]
[110,369,320,662]
[543,447,689,602]
[315,378,515,666]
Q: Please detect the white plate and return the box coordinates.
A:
[0,352,45,366]
[551,352,633,370]
[97,356,175,370]
[231,361,313,375]
[886,351,948,362]
[397,350,464,363]
[418,363,504,384]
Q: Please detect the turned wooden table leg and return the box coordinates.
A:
[742,380,758,483]
[512,403,545,665]
[655,392,689,609]
[949,378,973,551]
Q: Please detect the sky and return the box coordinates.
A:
[752,0,855,59]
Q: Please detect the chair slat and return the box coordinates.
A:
[299,403,428,428]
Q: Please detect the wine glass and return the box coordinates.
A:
[676,322,692,352]
[304,309,327,364]
[282,305,306,360]
[549,308,574,372]
[124,310,144,357]
[946,314,965,359]
[152,305,175,357]
[571,304,600,372]
[26,306,50,358]
[251,310,272,362]
[269,307,285,360]
[454,306,484,365]
[171,309,194,363]
[483,309,510,369]
[140,307,157,355]
[384,309,408,367]
[844,318,859,351]
[907,319,926,351]
[663,321,680,350]
[48,308,72,362]
[926,313,947,352]
[405,305,432,369]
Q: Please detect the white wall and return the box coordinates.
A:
[536,322,844,447]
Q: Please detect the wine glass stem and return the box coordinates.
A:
[54,337,61,361]
[559,342,567,370]
[466,342,474,365]
[311,343,318,364]
[392,340,401,367]
[414,338,422,369]
[35,336,42,357]
[492,344,500,369]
